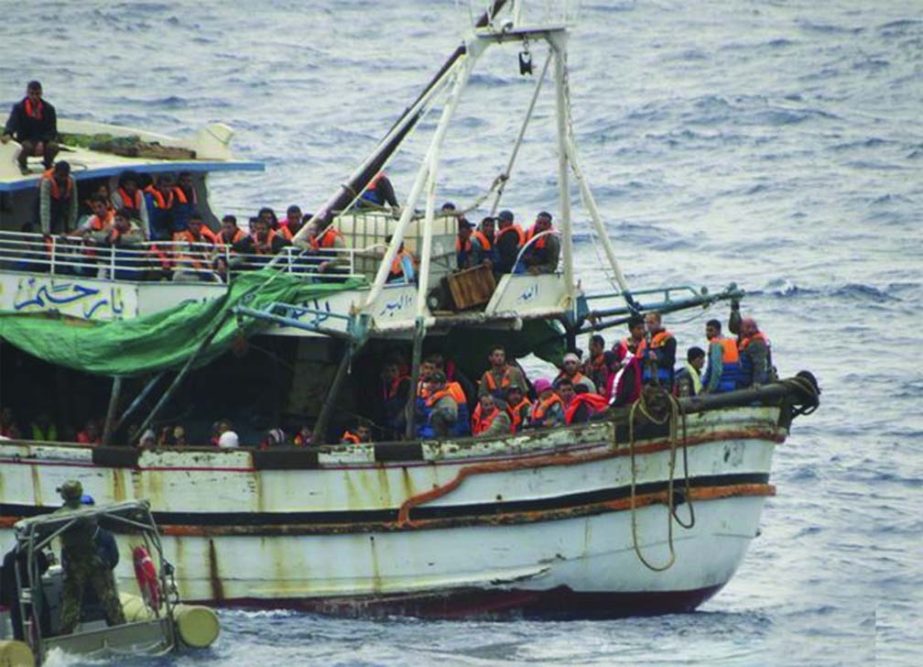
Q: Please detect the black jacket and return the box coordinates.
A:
[4,97,58,143]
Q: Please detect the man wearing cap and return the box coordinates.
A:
[418,371,459,438]
[455,219,475,269]
[38,160,78,234]
[553,352,597,394]
[54,480,126,634]
[522,211,560,274]
[494,209,524,275]
[2,81,59,173]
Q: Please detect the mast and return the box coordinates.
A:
[292,0,511,243]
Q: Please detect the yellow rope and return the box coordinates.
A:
[627,386,695,571]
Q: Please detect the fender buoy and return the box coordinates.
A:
[132,545,161,610]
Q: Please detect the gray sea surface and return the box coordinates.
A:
[2,0,921,665]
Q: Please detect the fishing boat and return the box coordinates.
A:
[0,1,819,619]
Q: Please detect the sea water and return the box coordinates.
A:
[1,1,920,665]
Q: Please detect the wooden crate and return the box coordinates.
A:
[446,264,496,310]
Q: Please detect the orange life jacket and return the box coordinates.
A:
[117,187,143,213]
[42,169,73,200]
[144,185,175,210]
[531,394,563,423]
[253,229,278,255]
[739,331,769,351]
[24,97,44,120]
[219,228,245,246]
[174,227,218,245]
[564,393,609,425]
[472,230,492,250]
[455,236,472,253]
[341,431,361,444]
[483,367,512,392]
[506,398,532,433]
[525,226,549,249]
[446,381,467,405]
[471,403,505,435]
[311,226,342,250]
[426,387,454,408]
[497,224,525,247]
[87,208,115,231]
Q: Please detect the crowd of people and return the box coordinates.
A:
[0,307,774,449]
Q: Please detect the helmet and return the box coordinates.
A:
[56,480,83,501]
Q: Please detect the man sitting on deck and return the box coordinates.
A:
[553,352,597,394]
[417,371,459,439]
[471,394,511,437]
[520,211,560,275]
[2,80,58,173]
[144,175,180,241]
[111,172,149,232]
[736,317,775,388]
[525,379,564,429]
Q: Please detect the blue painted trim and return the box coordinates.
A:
[0,160,265,193]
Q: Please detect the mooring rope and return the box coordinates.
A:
[627,385,695,571]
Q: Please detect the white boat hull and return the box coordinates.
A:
[0,403,788,618]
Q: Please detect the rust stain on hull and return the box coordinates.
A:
[207,538,225,601]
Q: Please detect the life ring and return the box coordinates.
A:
[132,545,161,610]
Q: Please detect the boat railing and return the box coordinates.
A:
[0,230,370,284]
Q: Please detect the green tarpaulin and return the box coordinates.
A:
[0,272,366,377]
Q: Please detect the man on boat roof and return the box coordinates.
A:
[2,80,58,173]
[358,172,399,210]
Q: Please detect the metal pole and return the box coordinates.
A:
[312,345,353,444]
[111,372,166,439]
[551,33,575,303]
[101,376,123,446]
[405,316,426,440]
[365,40,485,310]
[489,52,552,217]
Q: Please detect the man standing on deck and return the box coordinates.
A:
[55,480,126,635]
[2,81,58,173]
[478,345,528,406]
[702,319,740,393]
[737,317,775,388]
[642,311,676,388]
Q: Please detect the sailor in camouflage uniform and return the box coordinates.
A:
[54,480,126,634]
